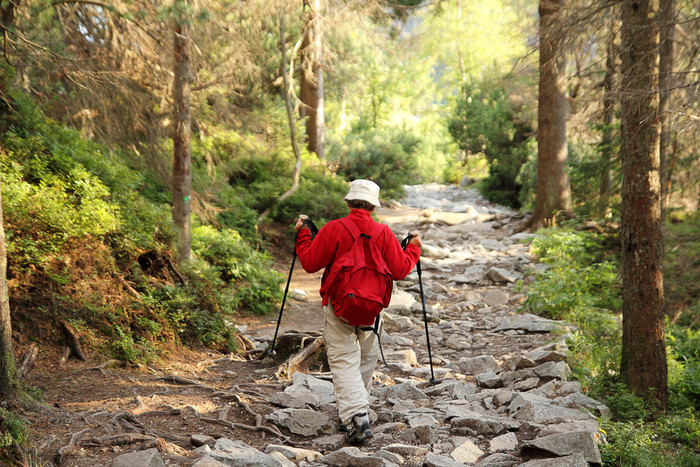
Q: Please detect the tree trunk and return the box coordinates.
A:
[598,20,617,217]
[619,0,667,411]
[527,0,572,229]
[299,0,325,160]
[658,0,674,221]
[0,181,20,400]
[172,2,192,264]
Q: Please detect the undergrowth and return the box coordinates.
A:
[520,223,700,465]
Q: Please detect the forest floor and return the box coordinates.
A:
[18,188,551,467]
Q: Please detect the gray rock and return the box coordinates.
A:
[513,401,595,424]
[477,371,503,388]
[533,361,571,381]
[451,382,480,399]
[518,453,589,467]
[374,449,405,465]
[489,432,518,452]
[383,443,430,457]
[455,355,501,375]
[372,381,429,400]
[407,413,440,428]
[451,411,521,435]
[318,447,398,467]
[270,391,320,409]
[263,445,322,462]
[445,334,471,351]
[423,453,466,467]
[191,434,216,447]
[513,377,540,391]
[111,448,165,467]
[494,313,572,333]
[482,289,511,307]
[385,348,419,366]
[267,408,335,436]
[415,424,439,444]
[485,267,518,283]
[538,420,602,437]
[191,457,227,467]
[452,266,487,284]
[209,439,285,467]
[493,389,514,407]
[284,372,335,405]
[476,452,520,466]
[451,439,485,464]
[556,392,612,418]
[524,431,602,464]
[311,433,346,450]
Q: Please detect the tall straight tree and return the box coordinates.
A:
[172,0,193,264]
[598,16,618,217]
[0,0,20,403]
[300,0,325,159]
[0,182,19,401]
[528,0,572,229]
[658,0,675,220]
[619,0,667,411]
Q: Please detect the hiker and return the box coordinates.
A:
[294,179,422,444]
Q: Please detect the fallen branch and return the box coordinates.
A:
[54,428,91,465]
[18,343,38,378]
[59,321,87,361]
[199,416,289,443]
[275,337,323,379]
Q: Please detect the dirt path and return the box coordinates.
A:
[20,185,605,466]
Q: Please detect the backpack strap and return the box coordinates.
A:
[338,217,384,242]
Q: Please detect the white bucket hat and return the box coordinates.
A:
[344,179,381,207]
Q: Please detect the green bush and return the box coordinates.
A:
[327,127,421,200]
[448,81,533,208]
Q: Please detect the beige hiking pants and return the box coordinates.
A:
[323,304,380,425]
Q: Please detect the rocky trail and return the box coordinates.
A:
[24,184,608,467]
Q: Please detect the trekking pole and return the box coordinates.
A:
[402,232,439,385]
[264,215,318,357]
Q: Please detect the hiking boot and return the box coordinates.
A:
[338,422,350,433]
[346,413,372,444]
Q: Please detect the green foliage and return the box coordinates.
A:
[665,213,700,329]
[601,418,700,466]
[0,408,29,464]
[667,328,700,413]
[328,127,421,200]
[523,228,621,320]
[273,166,349,226]
[448,81,534,208]
[138,225,283,350]
[191,225,283,314]
[523,223,700,464]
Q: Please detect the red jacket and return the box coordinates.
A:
[296,209,421,306]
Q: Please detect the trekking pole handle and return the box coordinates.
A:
[401,231,421,250]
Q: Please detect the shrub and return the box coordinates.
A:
[327,127,421,200]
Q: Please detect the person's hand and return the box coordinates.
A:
[294,215,308,233]
[409,232,422,248]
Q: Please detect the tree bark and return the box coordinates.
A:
[658,0,674,221]
[258,8,302,224]
[299,0,325,160]
[0,180,20,400]
[598,19,617,217]
[527,0,572,229]
[172,1,192,264]
[619,0,667,411]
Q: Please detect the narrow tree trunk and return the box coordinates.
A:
[299,0,325,160]
[619,0,667,411]
[172,3,192,264]
[598,22,617,217]
[257,8,302,223]
[527,0,572,229]
[658,0,674,221]
[0,181,19,400]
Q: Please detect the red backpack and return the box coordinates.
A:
[321,218,393,327]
